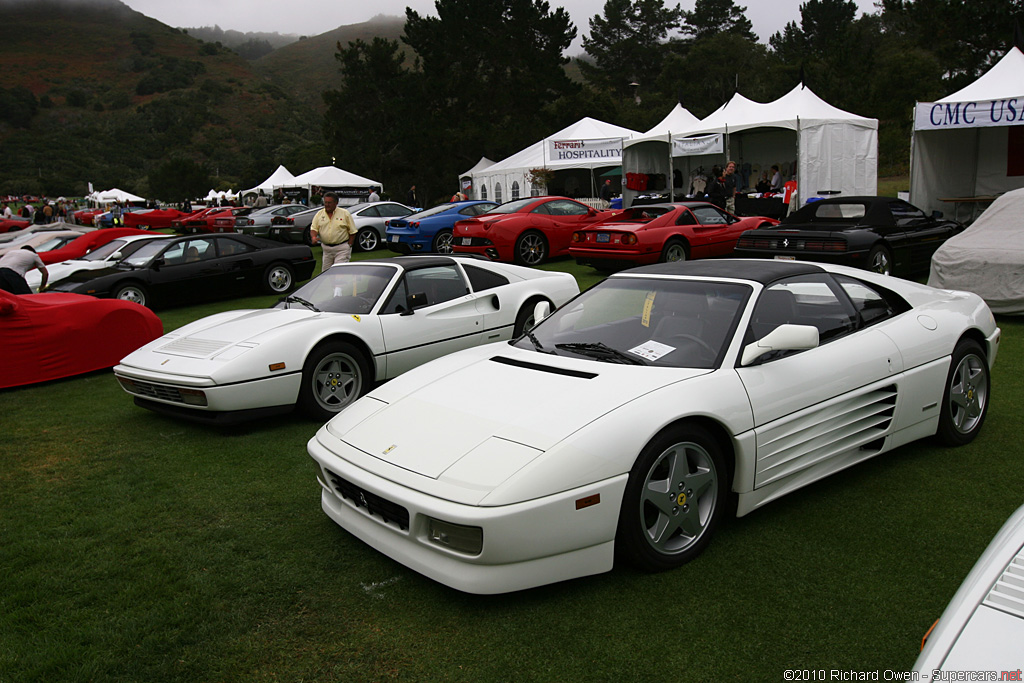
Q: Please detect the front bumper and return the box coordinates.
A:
[113,365,302,418]
[307,429,626,594]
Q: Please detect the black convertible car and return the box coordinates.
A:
[48,233,316,308]
[733,196,964,276]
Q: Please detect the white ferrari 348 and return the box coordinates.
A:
[114,256,580,422]
[307,259,999,594]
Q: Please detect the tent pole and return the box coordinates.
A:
[795,115,801,211]
[668,132,674,202]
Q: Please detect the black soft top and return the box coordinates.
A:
[620,258,825,285]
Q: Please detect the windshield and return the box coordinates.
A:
[489,198,539,214]
[82,239,127,261]
[35,236,76,252]
[273,264,396,314]
[515,277,751,369]
[122,239,171,267]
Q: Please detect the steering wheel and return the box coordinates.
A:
[665,333,717,360]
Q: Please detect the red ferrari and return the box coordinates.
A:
[0,288,162,389]
[452,196,615,266]
[569,202,778,271]
[0,219,30,234]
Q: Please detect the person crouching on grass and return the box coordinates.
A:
[309,192,357,273]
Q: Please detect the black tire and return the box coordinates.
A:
[514,230,548,266]
[297,341,371,421]
[114,282,149,308]
[432,229,454,254]
[659,239,688,263]
[513,298,547,337]
[616,424,728,572]
[262,262,294,294]
[302,227,313,247]
[936,338,990,446]
[867,244,892,275]
[356,227,380,252]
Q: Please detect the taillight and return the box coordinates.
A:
[410,221,419,228]
[622,234,637,245]
[248,219,254,225]
[572,231,584,243]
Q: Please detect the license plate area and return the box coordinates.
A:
[596,233,610,243]
[461,237,472,246]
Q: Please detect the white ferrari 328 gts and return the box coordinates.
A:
[307,259,999,594]
[114,256,580,422]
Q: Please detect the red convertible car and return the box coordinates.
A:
[569,202,778,271]
[452,196,615,266]
[39,228,152,265]
[0,288,163,389]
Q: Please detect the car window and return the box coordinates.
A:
[812,202,867,220]
[380,265,468,313]
[216,238,255,257]
[834,274,907,327]
[747,275,858,362]
[163,238,215,265]
[466,202,498,215]
[691,206,729,225]
[675,209,697,226]
[359,206,381,218]
[82,239,128,261]
[285,205,307,215]
[463,264,509,292]
[378,204,412,218]
[543,199,589,216]
[888,200,928,228]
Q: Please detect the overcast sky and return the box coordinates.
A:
[119,0,879,49]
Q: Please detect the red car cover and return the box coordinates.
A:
[39,228,152,265]
[124,209,186,230]
[0,289,163,389]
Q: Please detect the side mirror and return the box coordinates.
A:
[151,257,165,269]
[110,251,123,260]
[741,324,819,366]
[533,300,552,325]
[401,291,427,315]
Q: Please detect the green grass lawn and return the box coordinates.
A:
[2,249,1021,682]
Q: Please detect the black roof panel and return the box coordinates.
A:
[619,258,825,284]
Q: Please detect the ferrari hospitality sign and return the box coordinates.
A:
[672,134,724,157]
[546,137,623,162]
[915,99,1024,130]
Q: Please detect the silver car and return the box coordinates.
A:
[235,204,310,237]
[268,201,417,251]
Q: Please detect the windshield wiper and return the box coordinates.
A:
[285,295,320,312]
[555,342,646,365]
[522,328,554,354]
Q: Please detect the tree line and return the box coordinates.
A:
[323,0,1023,206]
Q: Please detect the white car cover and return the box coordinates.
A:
[928,187,1024,314]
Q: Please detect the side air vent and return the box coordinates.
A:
[983,549,1024,620]
[755,385,897,487]
[490,356,597,379]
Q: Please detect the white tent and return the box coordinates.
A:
[278,166,382,205]
[94,187,145,203]
[910,47,1024,219]
[644,103,700,136]
[622,85,878,209]
[469,117,641,202]
[241,165,296,201]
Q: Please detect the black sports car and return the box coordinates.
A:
[733,196,964,276]
[47,233,316,308]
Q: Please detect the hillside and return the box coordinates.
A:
[254,15,409,113]
[0,0,327,197]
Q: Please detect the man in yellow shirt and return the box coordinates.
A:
[309,192,357,273]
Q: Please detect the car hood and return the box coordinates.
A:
[132,308,330,361]
[329,345,710,481]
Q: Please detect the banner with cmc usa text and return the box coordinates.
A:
[914,99,1024,130]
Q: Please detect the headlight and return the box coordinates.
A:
[426,518,483,555]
